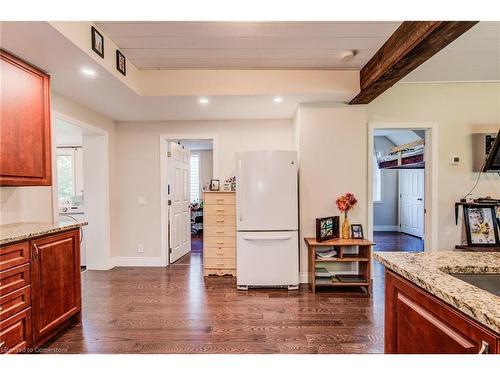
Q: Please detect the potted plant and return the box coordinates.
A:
[336,193,358,239]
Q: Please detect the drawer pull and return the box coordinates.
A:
[216,198,224,202]
[216,231,224,234]
[478,341,489,354]
[216,220,224,223]
[216,241,224,244]
[216,251,224,255]
[217,263,224,267]
[216,209,225,212]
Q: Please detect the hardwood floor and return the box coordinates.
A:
[44,252,386,354]
[374,231,424,252]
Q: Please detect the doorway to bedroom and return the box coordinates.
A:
[371,128,426,252]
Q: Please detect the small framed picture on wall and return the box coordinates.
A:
[351,224,364,239]
[91,26,104,58]
[116,50,126,76]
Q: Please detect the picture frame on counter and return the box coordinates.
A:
[209,179,220,191]
[463,206,500,246]
[315,216,339,242]
[91,26,104,58]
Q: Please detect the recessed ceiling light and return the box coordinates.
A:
[81,68,96,76]
[273,96,283,103]
[199,97,209,104]
[340,50,357,62]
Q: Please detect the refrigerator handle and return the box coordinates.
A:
[238,159,243,223]
[243,236,292,241]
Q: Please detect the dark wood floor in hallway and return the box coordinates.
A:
[45,252,386,354]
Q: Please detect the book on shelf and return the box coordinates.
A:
[336,274,367,283]
[315,247,338,259]
[315,267,332,278]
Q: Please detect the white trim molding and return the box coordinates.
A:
[373,225,400,232]
[159,134,218,267]
[368,122,439,253]
[112,257,165,267]
[299,272,308,284]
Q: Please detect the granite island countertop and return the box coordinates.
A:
[0,221,88,246]
[374,251,500,334]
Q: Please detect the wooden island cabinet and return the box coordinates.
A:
[0,229,82,354]
[0,49,52,186]
[385,270,499,354]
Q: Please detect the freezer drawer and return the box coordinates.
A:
[237,231,299,288]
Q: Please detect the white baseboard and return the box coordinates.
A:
[112,257,165,267]
[299,271,308,284]
[373,225,400,232]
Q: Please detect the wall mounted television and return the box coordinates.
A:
[483,129,500,172]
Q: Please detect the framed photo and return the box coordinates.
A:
[464,206,500,246]
[351,224,364,239]
[116,50,126,76]
[91,26,104,58]
[315,216,339,242]
[209,179,220,191]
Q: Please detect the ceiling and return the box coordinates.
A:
[403,22,500,82]
[374,129,423,146]
[95,21,401,70]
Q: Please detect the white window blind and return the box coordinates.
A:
[190,154,201,203]
[373,152,382,202]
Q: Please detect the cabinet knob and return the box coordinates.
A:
[478,340,489,354]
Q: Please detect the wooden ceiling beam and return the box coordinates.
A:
[349,21,478,105]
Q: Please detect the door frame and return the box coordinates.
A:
[159,134,218,266]
[51,111,112,270]
[367,122,438,252]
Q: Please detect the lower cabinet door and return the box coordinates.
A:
[0,308,32,354]
[385,270,498,354]
[30,230,81,343]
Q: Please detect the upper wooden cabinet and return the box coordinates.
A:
[0,49,52,186]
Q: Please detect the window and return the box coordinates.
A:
[57,153,75,203]
[373,151,382,203]
[190,153,201,203]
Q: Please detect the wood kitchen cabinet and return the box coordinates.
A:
[30,230,81,346]
[385,270,499,354]
[0,49,52,186]
[0,229,82,353]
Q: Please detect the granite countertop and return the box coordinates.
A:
[0,221,88,246]
[374,251,500,334]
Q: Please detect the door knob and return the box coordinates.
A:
[417,198,423,201]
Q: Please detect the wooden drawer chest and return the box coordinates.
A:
[203,191,236,277]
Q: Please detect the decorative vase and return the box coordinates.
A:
[342,212,350,239]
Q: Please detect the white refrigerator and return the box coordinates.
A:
[236,151,299,290]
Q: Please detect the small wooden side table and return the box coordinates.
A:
[304,237,373,294]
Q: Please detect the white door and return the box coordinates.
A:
[236,151,298,231]
[168,142,191,263]
[399,169,425,238]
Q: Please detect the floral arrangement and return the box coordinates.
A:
[336,193,358,213]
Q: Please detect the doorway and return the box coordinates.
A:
[160,135,217,266]
[368,123,438,252]
[52,114,112,270]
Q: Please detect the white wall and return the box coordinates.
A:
[373,136,399,229]
[114,119,294,258]
[198,150,213,191]
[368,82,500,250]
[296,104,368,278]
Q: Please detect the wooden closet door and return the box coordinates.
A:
[0,49,51,186]
[30,230,81,343]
